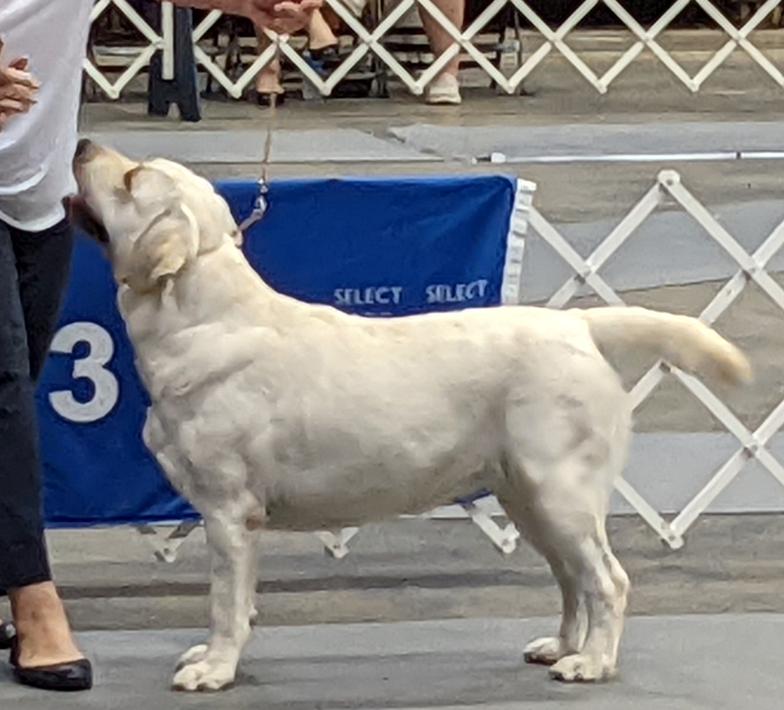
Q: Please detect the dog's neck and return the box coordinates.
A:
[116,239,332,399]
[122,241,269,338]
[115,233,356,404]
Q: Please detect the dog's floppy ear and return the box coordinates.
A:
[123,164,179,215]
[118,165,199,291]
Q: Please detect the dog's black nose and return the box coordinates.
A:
[75,138,92,161]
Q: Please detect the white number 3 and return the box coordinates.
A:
[48,322,120,424]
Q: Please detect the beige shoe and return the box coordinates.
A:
[425,73,462,105]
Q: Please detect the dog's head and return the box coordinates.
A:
[72,139,242,292]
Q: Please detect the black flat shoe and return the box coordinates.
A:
[9,637,92,692]
[0,621,15,650]
[255,90,286,108]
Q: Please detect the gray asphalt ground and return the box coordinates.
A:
[1,615,782,709]
[1,514,782,631]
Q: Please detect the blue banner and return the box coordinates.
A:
[37,176,522,526]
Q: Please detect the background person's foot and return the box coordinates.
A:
[255,69,285,101]
[256,90,286,107]
[425,73,462,105]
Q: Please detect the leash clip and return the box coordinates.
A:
[237,179,269,235]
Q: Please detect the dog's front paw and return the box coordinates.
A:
[176,643,209,670]
[549,653,616,683]
[172,657,237,692]
[523,636,569,666]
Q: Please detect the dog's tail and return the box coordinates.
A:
[580,306,752,386]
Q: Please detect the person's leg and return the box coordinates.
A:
[254,27,284,98]
[0,222,16,648]
[14,218,75,382]
[418,0,464,103]
[0,221,51,598]
[307,9,338,53]
[1,218,83,667]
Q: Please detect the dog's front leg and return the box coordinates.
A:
[173,511,255,691]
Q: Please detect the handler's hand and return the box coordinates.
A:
[0,46,39,130]
[164,0,323,34]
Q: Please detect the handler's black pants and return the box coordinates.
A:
[0,217,74,595]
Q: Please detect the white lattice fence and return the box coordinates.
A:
[186,0,784,99]
[530,169,784,549]
[83,0,784,99]
[510,0,784,93]
[85,0,174,99]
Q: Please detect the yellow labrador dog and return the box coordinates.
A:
[73,140,750,692]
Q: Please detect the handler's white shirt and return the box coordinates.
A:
[0,0,93,231]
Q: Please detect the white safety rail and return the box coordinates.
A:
[530,169,784,549]
[83,0,784,99]
[183,0,784,99]
[136,170,784,563]
[509,0,784,94]
[85,0,174,99]
[188,1,418,99]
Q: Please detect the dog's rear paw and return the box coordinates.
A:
[172,658,236,692]
[523,636,569,666]
[549,654,616,683]
[176,643,208,670]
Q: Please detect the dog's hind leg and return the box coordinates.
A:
[499,374,631,682]
[500,451,629,682]
[497,492,588,666]
[172,503,256,691]
[547,519,629,683]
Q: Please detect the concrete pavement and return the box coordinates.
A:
[2,514,784,631]
[1,614,781,709]
[83,120,784,165]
